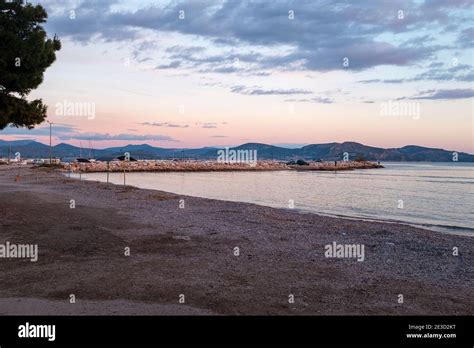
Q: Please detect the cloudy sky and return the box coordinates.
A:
[1,0,473,152]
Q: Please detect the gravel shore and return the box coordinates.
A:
[0,165,472,315]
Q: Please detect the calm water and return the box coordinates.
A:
[74,163,474,235]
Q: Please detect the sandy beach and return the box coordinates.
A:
[0,165,472,315]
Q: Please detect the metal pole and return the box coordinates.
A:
[47,121,53,165]
[49,122,52,164]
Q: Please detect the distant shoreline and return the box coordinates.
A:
[1,139,472,163]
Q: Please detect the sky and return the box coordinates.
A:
[1,0,473,152]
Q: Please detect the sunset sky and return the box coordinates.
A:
[1,0,473,153]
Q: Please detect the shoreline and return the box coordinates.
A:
[294,209,474,237]
[0,166,472,315]
[70,169,473,237]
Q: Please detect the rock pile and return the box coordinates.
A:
[63,160,383,173]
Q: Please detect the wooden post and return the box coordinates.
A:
[107,161,110,183]
[15,166,21,182]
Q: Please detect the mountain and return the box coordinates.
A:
[53,143,85,158]
[0,139,36,147]
[0,141,50,158]
[202,143,296,160]
[0,139,472,162]
[389,145,457,162]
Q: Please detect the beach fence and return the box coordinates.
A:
[104,161,127,186]
[70,160,129,185]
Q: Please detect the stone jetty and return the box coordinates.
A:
[63,160,383,173]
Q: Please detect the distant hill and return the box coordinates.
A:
[0,139,36,146]
[0,141,50,158]
[0,139,472,162]
[203,141,473,162]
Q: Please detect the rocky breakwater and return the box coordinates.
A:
[64,160,290,173]
[288,160,384,171]
[63,160,383,173]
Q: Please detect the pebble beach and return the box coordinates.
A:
[0,165,472,315]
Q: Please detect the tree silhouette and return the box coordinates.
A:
[0,0,60,130]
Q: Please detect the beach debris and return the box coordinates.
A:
[172,236,191,241]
